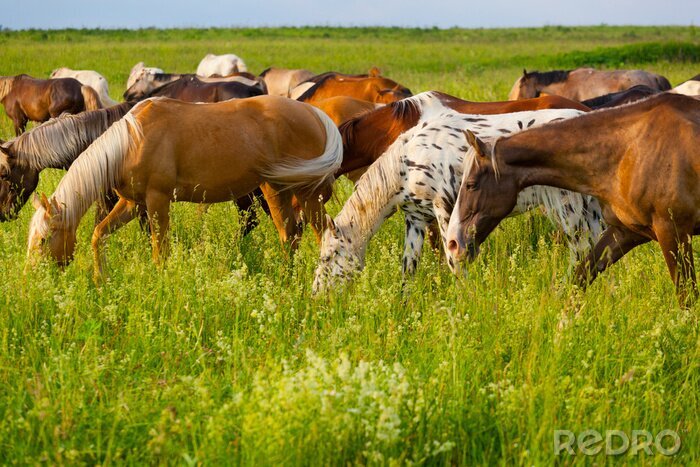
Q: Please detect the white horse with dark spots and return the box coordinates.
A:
[312,107,604,294]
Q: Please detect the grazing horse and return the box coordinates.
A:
[311,96,381,126]
[123,72,265,101]
[508,68,671,101]
[127,62,164,89]
[0,75,102,135]
[312,105,603,294]
[138,76,265,102]
[196,53,247,76]
[337,91,590,180]
[446,93,700,306]
[294,72,413,104]
[670,73,700,96]
[260,67,316,97]
[580,84,661,109]
[27,96,342,282]
[0,102,134,221]
[50,67,118,106]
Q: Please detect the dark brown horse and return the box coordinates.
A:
[581,85,661,109]
[294,71,412,104]
[447,93,700,306]
[0,74,102,135]
[337,91,591,179]
[127,75,265,103]
[509,68,671,101]
[123,72,266,101]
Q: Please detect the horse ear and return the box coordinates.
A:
[369,66,381,77]
[325,214,338,237]
[523,69,528,77]
[32,193,46,211]
[463,130,490,159]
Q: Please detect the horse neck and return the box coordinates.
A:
[335,144,405,260]
[498,120,617,198]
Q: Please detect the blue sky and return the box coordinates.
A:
[3,0,697,29]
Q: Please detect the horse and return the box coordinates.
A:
[312,105,603,294]
[196,53,247,77]
[508,68,671,101]
[580,84,660,109]
[670,73,700,96]
[0,102,134,221]
[49,67,118,107]
[123,72,265,101]
[446,93,700,306]
[311,96,381,126]
[27,96,343,283]
[293,72,412,104]
[127,62,164,89]
[137,76,265,102]
[260,67,316,97]
[0,75,102,135]
[337,91,590,180]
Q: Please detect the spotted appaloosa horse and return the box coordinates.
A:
[312,98,603,294]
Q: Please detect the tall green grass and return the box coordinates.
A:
[0,27,698,464]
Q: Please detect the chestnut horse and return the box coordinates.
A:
[260,67,316,97]
[294,72,412,104]
[27,96,342,282]
[509,68,671,101]
[337,91,591,180]
[0,75,102,135]
[446,93,700,306]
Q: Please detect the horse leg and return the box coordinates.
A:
[91,197,138,283]
[427,222,442,253]
[259,182,301,251]
[12,112,27,136]
[295,184,333,243]
[574,225,649,288]
[402,212,428,279]
[655,222,697,307]
[235,188,267,237]
[145,191,171,265]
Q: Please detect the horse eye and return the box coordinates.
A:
[466,182,479,191]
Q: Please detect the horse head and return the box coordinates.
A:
[0,143,40,221]
[446,130,519,264]
[312,214,364,295]
[508,69,539,100]
[27,192,76,267]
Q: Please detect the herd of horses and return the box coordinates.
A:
[1,51,699,306]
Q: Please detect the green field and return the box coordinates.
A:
[0,27,699,464]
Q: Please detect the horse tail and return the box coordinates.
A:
[261,106,343,193]
[81,85,103,111]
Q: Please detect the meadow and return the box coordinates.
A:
[0,26,699,464]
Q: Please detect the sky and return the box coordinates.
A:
[2,0,697,29]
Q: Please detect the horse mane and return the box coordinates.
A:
[3,102,134,171]
[527,69,571,86]
[258,67,272,78]
[296,74,336,102]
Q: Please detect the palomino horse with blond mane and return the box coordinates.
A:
[312,94,603,294]
[446,93,700,306]
[509,68,671,101]
[0,75,102,135]
[27,96,342,282]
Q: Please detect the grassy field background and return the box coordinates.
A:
[0,26,698,464]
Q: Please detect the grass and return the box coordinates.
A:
[0,26,699,464]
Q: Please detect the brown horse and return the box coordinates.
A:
[446,93,700,306]
[311,96,381,126]
[137,75,265,102]
[0,75,102,135]
[27,96,342,282]
[509,68,671,101]
[0,102,134,221]
[123,72,265,101]
[581,84,661,109]
[259,67,316,97]
[294,72,412,104]
[337,91,591,179]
